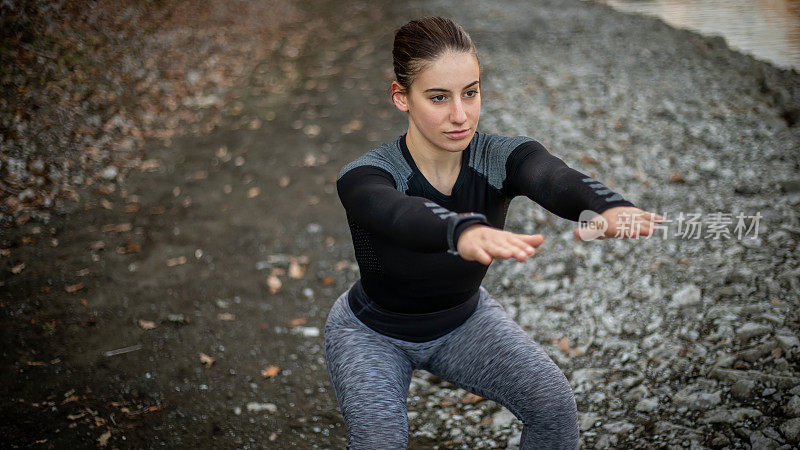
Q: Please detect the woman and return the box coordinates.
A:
[324,16,663,449]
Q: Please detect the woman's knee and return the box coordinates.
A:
[514,361,578,422]
[343,401,410,449]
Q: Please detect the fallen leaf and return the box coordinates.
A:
[288,261,305,279]
[261,365,280,378]
[669,172,685,183]
[218,313,235,321]
[125,203,140,213]
[76,268,90,276]
[22,236,35,245]
[100,199,113,210]
[334,261,349,271]
[278,176,290,187]
[65,282,84,293]
[199,353,215,368]
[320,276,334,286]
[555,337,584,356]
[166,256,187,267]
[461,393,484,404]
[138,319,156,330]
[140,159,161,171]
[289,318,306,326]
[267,275,282,294]
[11,262,25,274]
[581,155,598,166]
[772,347,782,359]
[247,187,260,198]
[98,430,111,447]
[101,223,132,233]
[90,241,105,251]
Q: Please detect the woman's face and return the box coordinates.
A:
[393,51,481,153]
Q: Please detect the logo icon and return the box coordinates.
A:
[577,210,607,241]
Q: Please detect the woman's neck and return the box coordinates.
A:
[405,127,462,177]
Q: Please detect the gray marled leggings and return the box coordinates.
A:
[323,284,579,449]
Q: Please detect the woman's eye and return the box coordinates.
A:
[431,94,446,103]
[464,89,478,98]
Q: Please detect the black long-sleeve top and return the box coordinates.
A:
[337,132,635,342]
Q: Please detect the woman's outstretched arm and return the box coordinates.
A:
[337,164,491,253]
[504,139,663,240]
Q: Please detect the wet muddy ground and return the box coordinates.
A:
[2,0,799,448]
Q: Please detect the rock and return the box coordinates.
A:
[579,412,600,431]
[507,429,521,447]
[776,333,800,350]
[750,431,780,449]
[740,340,779,362]
[736,322,772,341]
[570,368,607,388]
[712,352,736,368]
[673,387,721,410]
[731,379,756,400]
[780,418,800,442]
[710,432,731,447]
[602,420,634,434]
[102,165,118,179]
[709,368,800,389]
[594,434,618,449]
[18,188,35,202]
[783,396,800,417]
[246,402,277,413]
[669,284,702,308]
[635,397,658,412]
[491,408,516,429]
[701,407,762,424]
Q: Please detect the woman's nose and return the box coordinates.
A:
[450,99,467,124]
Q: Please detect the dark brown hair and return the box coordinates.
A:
[392,16,478,92]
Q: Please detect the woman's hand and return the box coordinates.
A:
[457,225,544,265]
[573,206,665,241]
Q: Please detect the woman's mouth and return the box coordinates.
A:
[444,129,470,140]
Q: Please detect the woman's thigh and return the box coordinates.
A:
[422,292,579,447]
[324,298,415,449]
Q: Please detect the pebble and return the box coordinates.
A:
[780,418,800,442]
[783,396,800,417]
[736,322,772,341]
[102,165,118,179]
[668,284,702,308]
[246,402,277,413]
[730,379,756,400]
[635,397,658,412]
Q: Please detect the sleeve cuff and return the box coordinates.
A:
[446,213,490,256]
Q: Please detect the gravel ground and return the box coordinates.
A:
[394,0,800,448]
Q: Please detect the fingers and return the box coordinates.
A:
[487,232,542,261]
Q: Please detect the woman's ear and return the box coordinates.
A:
[391,81,409,112]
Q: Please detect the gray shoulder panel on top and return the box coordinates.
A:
[336,137,413,193]
[467,132,534,190]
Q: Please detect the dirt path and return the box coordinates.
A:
[0,1,424,448]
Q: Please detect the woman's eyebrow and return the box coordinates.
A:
[423,80,480,93]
